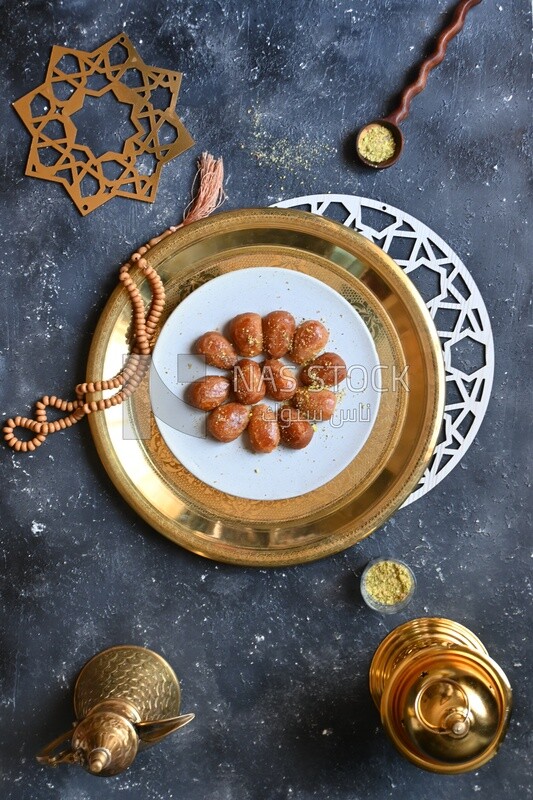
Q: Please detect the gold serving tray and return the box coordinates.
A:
[87,208,444,566]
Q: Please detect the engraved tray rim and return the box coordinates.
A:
[87,207,444,566]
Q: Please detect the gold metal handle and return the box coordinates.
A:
[36,728,79,766]
[136,713,195,744]
[414,679,471,737]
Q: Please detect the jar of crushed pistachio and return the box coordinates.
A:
[360,558,416,614]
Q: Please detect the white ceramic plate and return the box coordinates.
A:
[150,267,381,500]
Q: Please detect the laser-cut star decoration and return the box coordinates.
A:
[13,33,194,215]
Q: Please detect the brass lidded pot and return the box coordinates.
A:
[37,646,194,777]
[369,618,512,774]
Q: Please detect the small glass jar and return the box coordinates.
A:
[360,558,416,614]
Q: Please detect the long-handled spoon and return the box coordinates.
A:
[356,0,482,169]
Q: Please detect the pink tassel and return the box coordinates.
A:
[183,152,226,225]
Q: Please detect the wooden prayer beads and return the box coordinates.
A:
[3,152,224,453]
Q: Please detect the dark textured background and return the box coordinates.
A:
[0,1,531,798]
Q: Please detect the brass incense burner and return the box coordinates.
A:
[369,618,512,774]
[37,646,194,777]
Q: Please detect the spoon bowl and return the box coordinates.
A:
[354,0,482,168]
[356,119,404,169]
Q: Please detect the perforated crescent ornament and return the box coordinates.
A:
[274,195,494,506]
[13,33,194,215]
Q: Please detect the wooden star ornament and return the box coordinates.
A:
[13,33,194,215]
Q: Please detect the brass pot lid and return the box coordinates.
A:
[373,619,513,774]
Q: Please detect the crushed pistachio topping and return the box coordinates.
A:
[363,560,414,605]
[358,124,396,164]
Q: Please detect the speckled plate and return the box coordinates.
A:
[87,208,444,566]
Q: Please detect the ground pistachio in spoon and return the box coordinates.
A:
[357,123,397,165]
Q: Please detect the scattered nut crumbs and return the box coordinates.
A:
[363,560,414,605]
[336,387,347,404]
[247,108,335,174]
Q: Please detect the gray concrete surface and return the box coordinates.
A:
[0,1,531,798]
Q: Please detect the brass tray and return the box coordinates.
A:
[87,208,444,566]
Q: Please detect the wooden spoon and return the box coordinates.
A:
[356,0,483,169]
